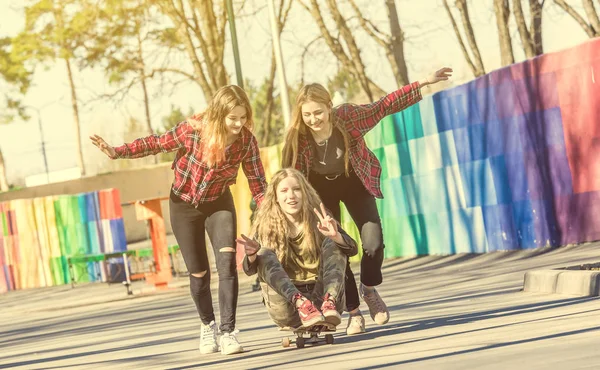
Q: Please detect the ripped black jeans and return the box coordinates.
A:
[309,171,385,313]
[169,189,239,333]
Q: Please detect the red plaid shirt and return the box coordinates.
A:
[295,82,422,198]
[114,121,267,206]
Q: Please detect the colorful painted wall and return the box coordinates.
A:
[3,39,599,288]
[0,189,127,293]
[232,38,600,263]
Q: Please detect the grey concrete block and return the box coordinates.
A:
[523,269,600,296]
[555,271,600,296]
[523,270,562,293]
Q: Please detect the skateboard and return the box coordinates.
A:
[279,322,336,348]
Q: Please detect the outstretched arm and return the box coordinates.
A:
[418,67,453,89]
[339,67,453,137]
[91,120,194,159]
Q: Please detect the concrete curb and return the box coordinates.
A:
[523,269,600,296]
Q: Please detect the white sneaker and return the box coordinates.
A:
[220,330,244,355]
[199,320,218,354]
[346,314,366,335]
[360,283,390,325]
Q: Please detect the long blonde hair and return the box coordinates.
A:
[281,83,350,175]
[193,85,254,167]
[250,168,325,263]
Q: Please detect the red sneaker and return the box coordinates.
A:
[294,293,325,327]
[321,293,342,326]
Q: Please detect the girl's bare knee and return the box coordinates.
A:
[191,271,207,278]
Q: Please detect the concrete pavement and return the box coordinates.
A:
[1,242,599,369]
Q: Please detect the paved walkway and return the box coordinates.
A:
[1,242,599,369]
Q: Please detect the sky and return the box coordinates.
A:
[0,0,589,185]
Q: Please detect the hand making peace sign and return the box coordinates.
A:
[236,234,261,257]
[314,202,339,238]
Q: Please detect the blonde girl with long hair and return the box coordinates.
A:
[238,168,357,329]
[281,68,453,335]
[90,85,267,356]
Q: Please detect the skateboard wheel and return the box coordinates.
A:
[296,337,305,348]
[325,334,334,344]
[282,337,291,347]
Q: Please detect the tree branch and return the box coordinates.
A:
[582,0,600,34]
[442,0,479,76]
[455,0,485,75]
[553,0,597,37]
[347,0,389,47]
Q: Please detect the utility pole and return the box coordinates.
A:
[25,105,51,184]
[225,0,244,88]
[36,110,50,184]
[266,0,291,127]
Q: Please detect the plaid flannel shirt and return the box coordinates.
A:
[295,81,422,198]
[114,120,266,206]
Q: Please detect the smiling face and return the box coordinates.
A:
[276,175,303,220]
[225,105,248,136]
[301,100,331,135]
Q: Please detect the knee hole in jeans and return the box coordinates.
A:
[191,271,207,278]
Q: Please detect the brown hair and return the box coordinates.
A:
[281,83,350,175]
[250,168,325,263]
[192,85,254,167]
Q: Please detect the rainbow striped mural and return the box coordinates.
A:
[3,39,599,290]
[233,38,600,262]
[0,189,127,293]
[365,38,600,258]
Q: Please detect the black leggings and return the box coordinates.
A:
[309,171,384,312]
[169,189,238,333]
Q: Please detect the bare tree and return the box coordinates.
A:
[346,0,410,87]
[84,0,161,162]
[297,0,386,101]
[494,0,515,65]
[20,0,99,176]
[0,34,32,191]
[443,0,486,77]
[554,0,600,37]
[154,0,229,99]
[513,0,545,58]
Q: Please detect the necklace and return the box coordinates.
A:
[313,124,333,165]
[318,139,328,165]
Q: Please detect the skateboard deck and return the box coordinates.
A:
[279,322,336,348]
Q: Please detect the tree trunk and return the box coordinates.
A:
[513,0,535,57]
[324,0,374,100]
[455,0,485,76]
[301,0,385,100]
[64,57,86,177]
[583,0,600,34]
[529,0,544,55]
[384,0,409,86]
[346,0,409,88]
[136,33,153,136]
[442,0,485,77]
[553,0,598,37]
[0,146,8,192]
[136,31,157,164]
[494,0,515,66]
[157,0,229,99]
